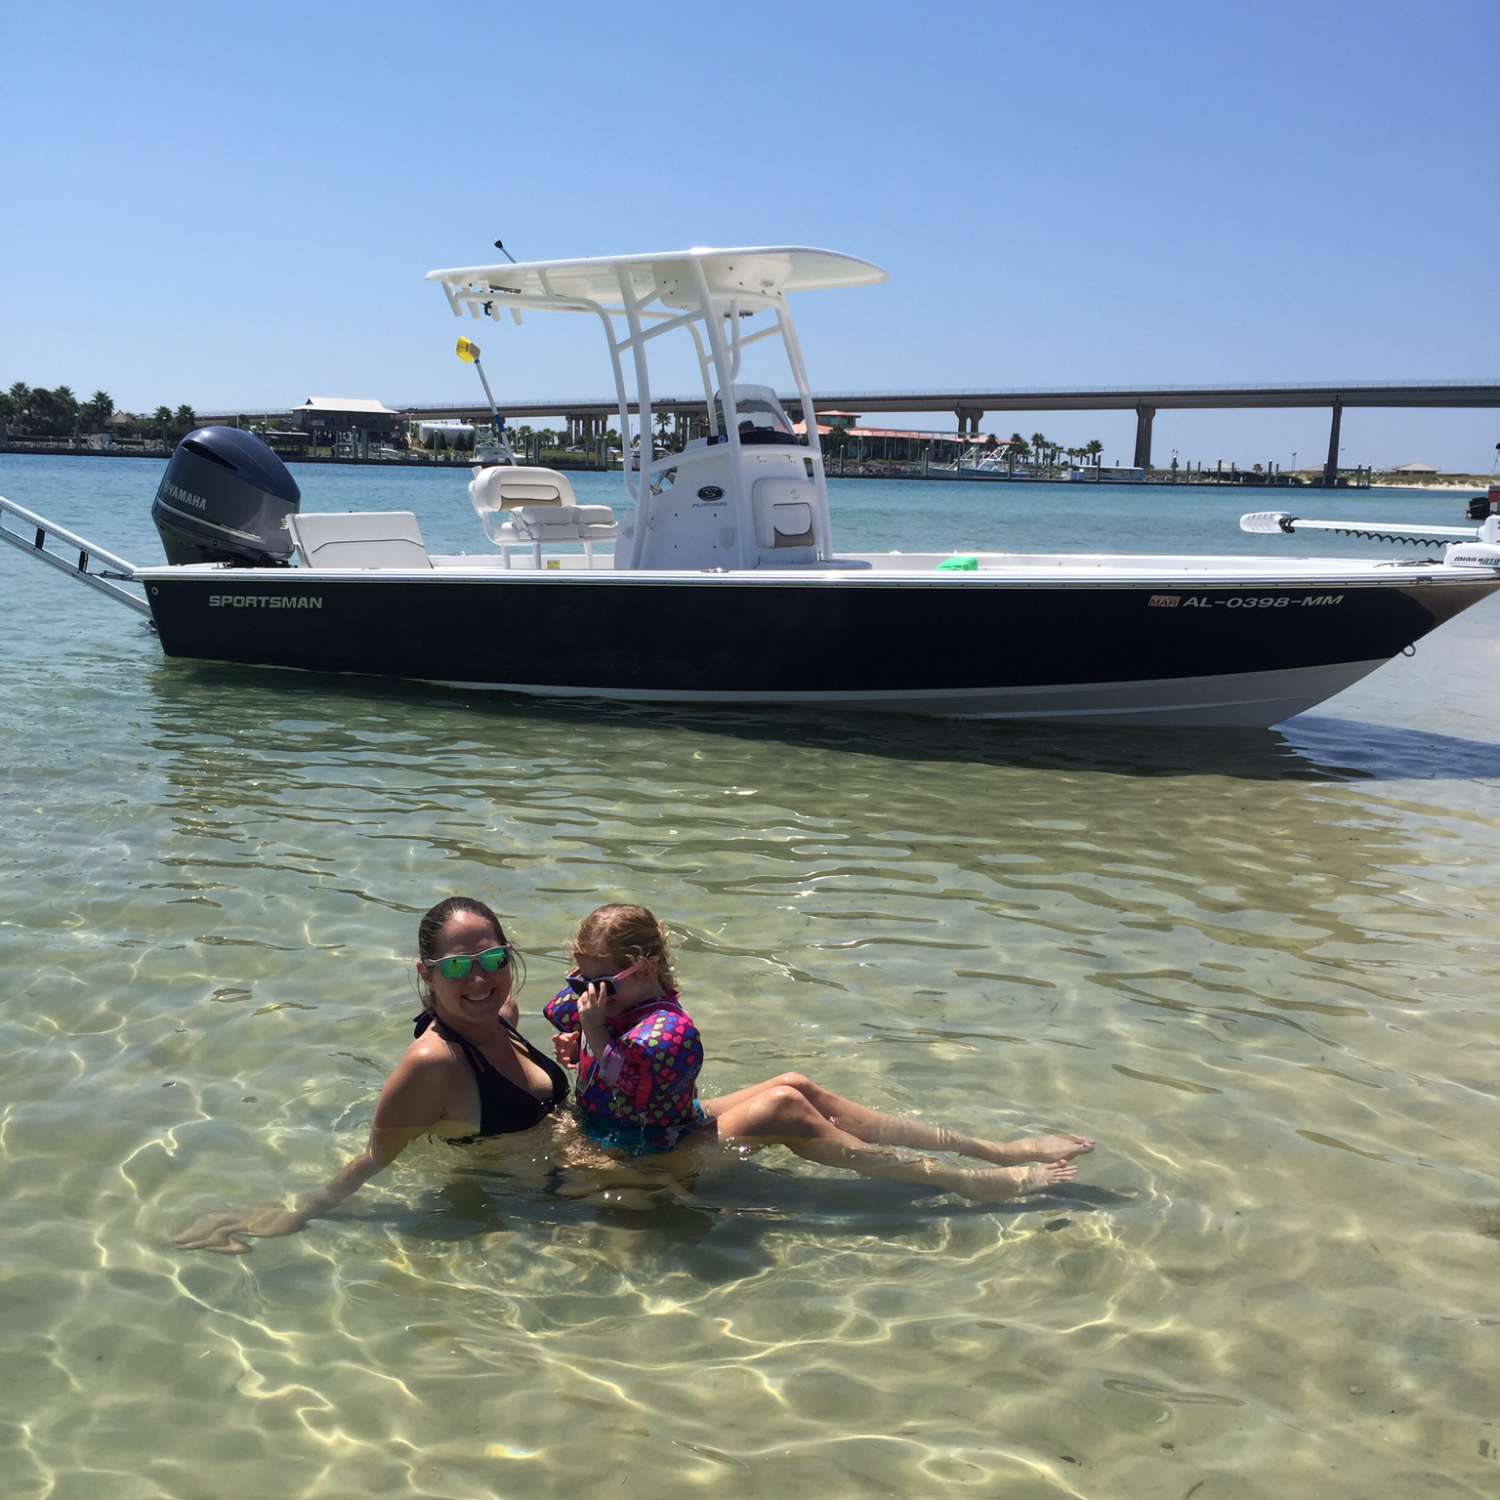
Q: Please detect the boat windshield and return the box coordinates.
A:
[713,385,801,445]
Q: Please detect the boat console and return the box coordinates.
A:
[426,247,886,573]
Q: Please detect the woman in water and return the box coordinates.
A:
[545,902,1093,1200]
[174,895,567,1253]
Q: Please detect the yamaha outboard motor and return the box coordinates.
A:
[152,426,300,566]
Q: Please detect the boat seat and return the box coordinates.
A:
[469,464,579,545]
[491,504,618,568]
[287,511,432,570]
[752,477,818,558]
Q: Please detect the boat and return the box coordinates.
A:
[929,448,1016,479]
[3,245,1499,727]
[1064,464,1147,483]
[1466,486,1500,521]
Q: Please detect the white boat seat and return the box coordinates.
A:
[509,504,618,541]
[490,503,619,567]
[469,464,579,545]
[752,477,818,555]
[287,511,432,570]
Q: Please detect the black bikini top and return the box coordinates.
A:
[413,1011,568,1142]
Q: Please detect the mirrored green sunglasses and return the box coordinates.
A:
[432,946,509,981]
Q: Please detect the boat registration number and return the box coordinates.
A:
[1150,594,1345,609]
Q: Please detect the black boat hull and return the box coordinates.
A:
[140,570,1500,726]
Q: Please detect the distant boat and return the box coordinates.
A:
[1064,464,1147,483]
[1466,485,1500,521]
[933,449,1021,479]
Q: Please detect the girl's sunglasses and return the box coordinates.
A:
[431,946,509,981]
[564,957,646,998]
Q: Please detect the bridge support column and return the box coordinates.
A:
[955,406,985,437]
[1323,399,1343,487]
[1133,404,1155,470]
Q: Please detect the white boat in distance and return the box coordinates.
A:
[4,245,1499,727]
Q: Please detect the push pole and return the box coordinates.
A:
[454,337,506,445]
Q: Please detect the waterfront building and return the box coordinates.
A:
[294,396,400,445]
[793,412,996,464]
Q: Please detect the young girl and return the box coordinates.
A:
[543,903,706,1154]
[546,903,1093,1201]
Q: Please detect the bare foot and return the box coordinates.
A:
[961,1158,1078,1203]
[972,1133,1096,1166]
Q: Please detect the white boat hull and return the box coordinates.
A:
[426,657,1387,726]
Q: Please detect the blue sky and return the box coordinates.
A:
[3,0,1496,470]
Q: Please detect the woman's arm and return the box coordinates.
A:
[173,1051,454,1253]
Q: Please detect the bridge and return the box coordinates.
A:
[201,380,1500,485]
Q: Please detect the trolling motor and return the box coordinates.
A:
[1241,509,1500,569]
[151,427,301,567]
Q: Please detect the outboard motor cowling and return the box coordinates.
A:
[152,426,301,566]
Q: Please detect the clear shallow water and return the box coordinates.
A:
[2,455,1498,1499]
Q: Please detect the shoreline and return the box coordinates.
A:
[1369,479,1495,493]
[2,445,1492,494]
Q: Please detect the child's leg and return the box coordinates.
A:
[702,1072,1093,1164]
[710,1083,1077,1201]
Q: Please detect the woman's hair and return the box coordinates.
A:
[571,903,677,992]
[414,895,525,1005]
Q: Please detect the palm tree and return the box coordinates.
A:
[1030,432,1048,475]
[81,389,115,431]
[152,405,174,443]
[173,404,196,440]
[4,381,29,430]
[29,387,61,437]
[52,385,80,436]
[1008,432,1028,478]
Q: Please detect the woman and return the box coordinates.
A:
[547,903,1094,1201]
[174,896,567,1254]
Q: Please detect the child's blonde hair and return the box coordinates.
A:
[571,903,678,992]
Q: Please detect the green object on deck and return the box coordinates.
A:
[937,555,978,571]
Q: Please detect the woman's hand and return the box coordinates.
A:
[553,1029,581,1067]
[172,1206,310,1254]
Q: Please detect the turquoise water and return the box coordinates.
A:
[2,454,1499,1499]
